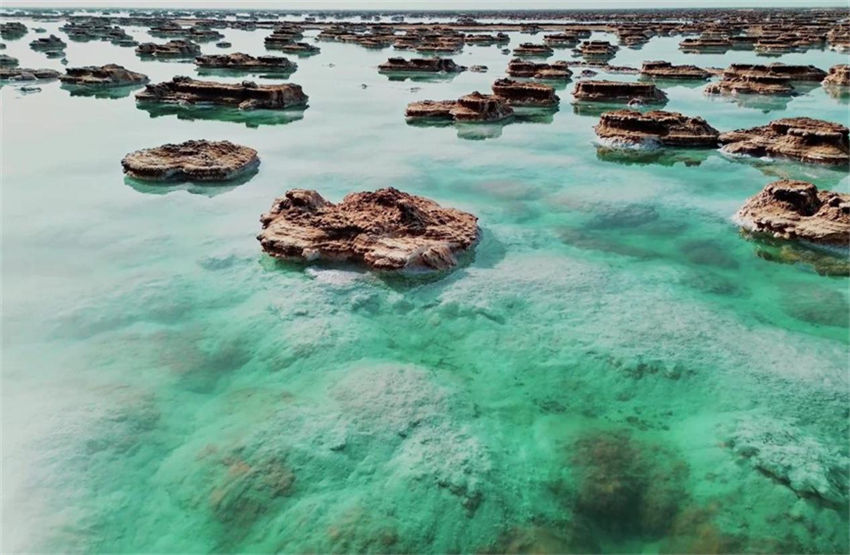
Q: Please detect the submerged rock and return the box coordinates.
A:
[136,76,308,110]
[257,187,479,272]
[573,80,667,104]
[719,117,849,166]
[492,78,559,108]
[735,180,849,248]
[195,52,297,73]
[378,56,464,73]
[121,140,260,182]
[640,60,711,80]
[135,39,200,58]
[0,53,18,67]
[60,64,149,88]
[0,22,27,40]
[595,109,719,147]
[406,92,513,123]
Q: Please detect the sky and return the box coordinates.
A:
[2,0,848,9]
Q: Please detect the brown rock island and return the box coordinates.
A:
[195,53,297,73]
[136,39,201,58]
[736,180,850,248]
[257,187,480,272]
[406,92,513,123]
[378,57,465,74]
[60,64,149,88]
[136,76,308,110]
[719,117,849,167]
[594,110,719,147]
[572,80,667,104]
[492,78,559,108]
[121,140,260,182]
[639,61,711,80]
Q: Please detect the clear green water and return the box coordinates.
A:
[2,19,849,554]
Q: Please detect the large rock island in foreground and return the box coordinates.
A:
[60,64,148,88]
[258,188,480,272]
[595,109,719,147]
[122,140,260,182]
[736,180,850,248]
[719,117,849,167]
[136,76,308,110]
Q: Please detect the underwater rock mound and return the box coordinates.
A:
[492,78,559,108]
[194,52,297,72]
[595,109,719,147]
[640,60,711,80]
[735,180,850,248]
[136,76,308,110]
[257,187,479,272]
[573,80,668,104]
[60,64,149,88]
[135,39,200,58]
[406,92,513,123]
[378,57,464,73]
[719,117,850,166]
[121,140,260,182]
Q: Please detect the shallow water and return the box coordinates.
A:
[2,18,849,554]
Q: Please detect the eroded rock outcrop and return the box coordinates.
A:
[195,53,297,73]
[640,60,711,80]
[121,140,260,182]
[60,64,149,88]
[136,76,308,110]
[719,117,849,166]
[506,58,572,81]
[257,188,479,271]
[136,39,200,58]
[0,54,18,67]
[822,64,849,93]
[492,78,559,108]
[513,43,553,58]
[0,67,60,81]
[378,57,464,73]
[578,40,619,60]
[406,92,513,122]
[595,110,719,147]
[29,34,66,51]
[735,180,849,248]
[573,80,667,104]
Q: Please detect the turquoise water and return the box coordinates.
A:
[2,19,849,554]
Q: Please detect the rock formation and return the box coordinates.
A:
[572,80,667,104]
[378,57,464,73]
[492,78,559,108]
[0,67,60,81]
[195,53,297,73]
[822,64,850,93]
[136,76,308,110]
[121,140,260,182]
[640,61,711,80]
[406,92,513,123]
[257,187,480,272]
[136,39,201,58]
[0,54,18,67]
[735,180,850,248]
[29,34,66,51]
[719,117,849,166]
[594,110,719,147]
[60,64,149,88]
[0,22,27,40]
[513,43,553,57]
[705,63,826,97]
[506,58,572,80]
[578,41,619,60]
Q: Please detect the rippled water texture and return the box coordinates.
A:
[2,15,849,554]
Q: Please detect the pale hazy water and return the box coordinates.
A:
[2,19,849,554]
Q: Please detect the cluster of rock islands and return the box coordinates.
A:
[2,6,847,272]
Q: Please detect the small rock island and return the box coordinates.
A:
[736,180,850,248]
[60,64,149,88]
[719,117,849,166]
[594,110,719,147]
[121,140,260,182]
[136,76,308,110]
[257,188,480,272]
[572,80,668,104]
